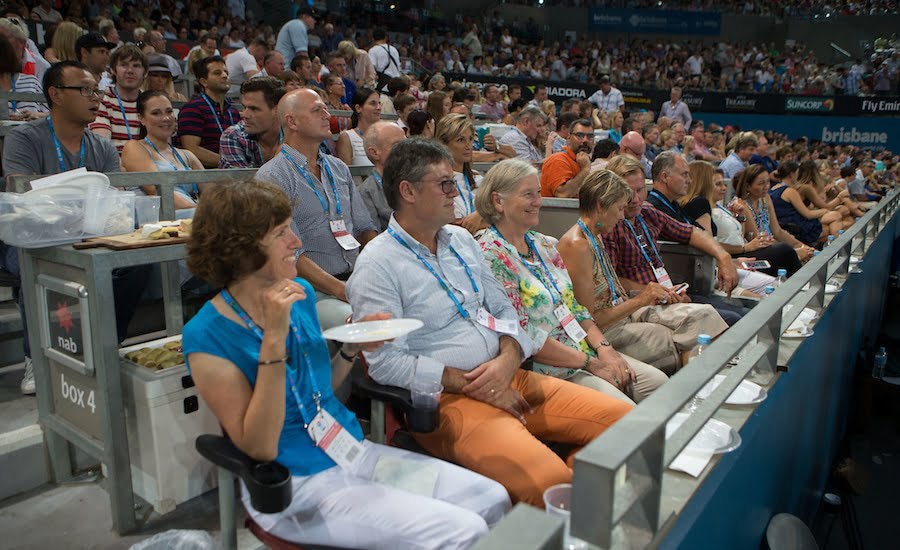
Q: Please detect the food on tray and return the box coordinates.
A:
[141,220,192,240]
[124,340,184,371]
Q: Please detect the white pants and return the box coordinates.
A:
[243,440,511,549]
[736,268,776,295]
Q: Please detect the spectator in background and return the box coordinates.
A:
[43,21,81,64]
[498,105,547,164]
[320,23,343,54]
[526,85,548,108]
[689,120,720,162]
[608,111,624,144]
[254,51,285,79]
[99,21,120,49]
[219,77,286,169]
[277,70,303,91]
[0,17,49,82]
[30,0,61,23]
[643,124,660,163]
[435,113,486,233]
[462,23,482,62]
[275,6,317,62]
[290,53,319,87]
[670,122,686,154]
[178,56,239,168]
[0,34,45,120]
[749,132,778,181]
[426,90,451,126]
[338,40,376,90]
[393,93,417,133]
[618,131,652,178]
[322,74,352,133]
[590,138,619,172]
[148,31,183,78]
[588,76,624,113]
[74,33,115,91]
[90,45,147,153]
[503,97,527,126]
[548,111,579,154]
[336,87,380,167]
[144,54,187,102]
[478,84,506,121]
[226,38,268,85]
[540,118,594,198]
[720,132,759,179]
[360,121,406,231]
[369,28,401,91]
[406,109,434,138]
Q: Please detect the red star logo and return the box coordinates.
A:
[57,301,74,334]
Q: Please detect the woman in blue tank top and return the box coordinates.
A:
[182,180,510,548]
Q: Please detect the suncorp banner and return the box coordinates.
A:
[785,97,835,113]
[589,9,721,36]
[701,113,898,151]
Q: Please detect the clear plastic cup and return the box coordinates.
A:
[134,195,161,227]
[410,380,442,409]
[543,483,588,550]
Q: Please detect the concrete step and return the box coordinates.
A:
[0,362,48,502]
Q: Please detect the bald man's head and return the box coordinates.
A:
[619,131,645,159]
[364,121,407,169]
[279,88,332,142]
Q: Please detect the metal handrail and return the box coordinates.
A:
[570,188,899,549]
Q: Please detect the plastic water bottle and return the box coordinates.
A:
[872,347,887,379]
[838,229,845,236]
[776,269,787,287]
[685,335,712,413]
[761,285,775,299]
[826,235,836,247]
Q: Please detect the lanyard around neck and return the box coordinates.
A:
[283,147,342,216]
[492,226,562,302]
[625,216,664,268]
[47,116,85,171]
[144,137,189,170]
[201,92,234,133]
[372,171,383,189]
[220,289,322,426]
[455,172,475,215]
[386,226,479,320]
[113,87,133,139]
[577,219,619,303]
[649,189,692,224]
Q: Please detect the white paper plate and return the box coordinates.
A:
[23,184,87,199]
[850,255,862,265]
[782,328,814,339]
[825,283,840,295]
[666,412,742,454]
[696,374,767,405]
[322,318,424,343]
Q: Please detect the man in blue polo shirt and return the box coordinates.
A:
[177,56,239,168]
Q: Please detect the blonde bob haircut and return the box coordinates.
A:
[578,169,633,216]
[605,155,645,180]
[475,159,539,225]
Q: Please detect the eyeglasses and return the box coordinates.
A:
[54,85,104,98]
[572,132,594,140]
[420,178,458,195]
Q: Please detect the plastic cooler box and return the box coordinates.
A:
[118,336,220,514]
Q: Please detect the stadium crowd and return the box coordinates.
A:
[0,1,897,548]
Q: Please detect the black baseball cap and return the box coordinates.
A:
[75,33,116,52]
[297,6,319,18]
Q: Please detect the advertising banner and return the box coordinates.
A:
[589,9,722,36]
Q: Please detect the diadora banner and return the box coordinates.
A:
[701,113,900,151]
[442,73,900,117]
[589,8,721,36]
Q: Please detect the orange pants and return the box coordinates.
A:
[413,369,632,507]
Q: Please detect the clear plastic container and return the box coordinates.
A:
[0,194,88,247]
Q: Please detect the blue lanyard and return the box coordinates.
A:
[456,173,475,215]
[201,93,235,133]
[47,117,85,171]
[625,216,664,268]
[372,171,383,189]
[113,87,133,139]
[577,219,619,303]
[491,226,561,302]
[386,226,479,320]
[283,147,342,216]
[144,137,190,170]
[220,289,322,427]
[253,128,284,166]
[649,189,692,225]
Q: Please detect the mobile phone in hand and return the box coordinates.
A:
[673,282,690,294]
[741,260,772,270]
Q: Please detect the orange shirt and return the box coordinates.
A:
[540,147,581,197]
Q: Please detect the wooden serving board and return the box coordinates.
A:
[73,229,189,250]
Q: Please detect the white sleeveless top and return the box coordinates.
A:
[343,129,372,166]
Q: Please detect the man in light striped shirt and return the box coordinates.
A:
[89,45,146,153]
[347,138,632,507]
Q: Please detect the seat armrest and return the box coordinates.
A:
[195,435,291,514]
[352,371,438,433]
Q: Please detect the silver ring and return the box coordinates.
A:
[282,286,291,293]
[490,388,496,394]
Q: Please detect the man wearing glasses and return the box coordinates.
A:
[539,118,595,198]
[347,138,632,507]
[2,61,146,396]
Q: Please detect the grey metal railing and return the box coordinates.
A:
[567,188,899,549]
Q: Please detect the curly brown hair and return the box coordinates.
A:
[186,180,293,287]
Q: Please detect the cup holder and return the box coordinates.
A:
[243,461,291,513]
[407,405,439,433]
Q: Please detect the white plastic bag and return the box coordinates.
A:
[128,529,220,550]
